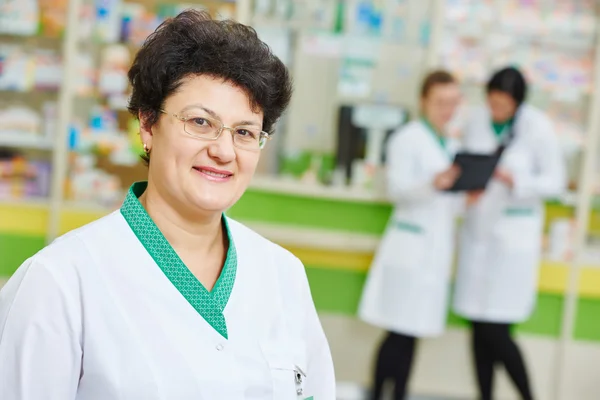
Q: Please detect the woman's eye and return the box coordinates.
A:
[236,129,256,138]
[191,118,210,127]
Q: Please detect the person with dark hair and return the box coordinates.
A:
[0,10,335,399]
[453,66,566,400]
[359,70,467,400]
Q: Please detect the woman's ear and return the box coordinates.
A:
[139,111,154,151]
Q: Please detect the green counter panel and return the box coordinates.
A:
[230,190,598,235]
[518,294,564,337]
[573,299,600,342]
[305,266,566,338]
[306,267,368,315]
[0,233,45,276]
[228,189,393,235]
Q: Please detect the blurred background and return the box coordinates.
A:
[1,0,599,399]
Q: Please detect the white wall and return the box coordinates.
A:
[320,313,600,400]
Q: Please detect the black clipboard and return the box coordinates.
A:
[446,152,501,192]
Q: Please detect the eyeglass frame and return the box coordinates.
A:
[159,109,271,150]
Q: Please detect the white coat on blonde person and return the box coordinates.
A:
[359,120,463,338]
[453,104,566,323]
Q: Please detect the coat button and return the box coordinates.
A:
[216,344,224,351]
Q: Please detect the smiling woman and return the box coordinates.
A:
[0,10,335,400]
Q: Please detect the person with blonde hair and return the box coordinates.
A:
[360,70,464,400]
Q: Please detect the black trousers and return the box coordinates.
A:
[471,321,534,400]
[370,332,416,400]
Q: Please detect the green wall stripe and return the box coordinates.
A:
[445,294,564,338]
[446,310,469,328]
[0,233,44,276]
[306,266,367,314]
[306,266,567,339]
[228,190,393,235]
[227,191,593,234]
[516,294,564,337]
[574,299,600,341]
[446,294,564,337]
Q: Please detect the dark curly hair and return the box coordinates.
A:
[127,9,293,163]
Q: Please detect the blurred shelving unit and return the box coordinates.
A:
[1,1,600,399]
[0,0,251,242]
[436,0,596,186]
[47,0,241,240]
[0,132,54,150]
[3,3,598,258]
[0,196,50,208]
[427,1,600,400]
[552,15,600,400]
[0,0,445,240]
[0,1,67,216]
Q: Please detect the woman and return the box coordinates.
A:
[453,66,566,400]
[359,70,464,400]
[0,10,335,400]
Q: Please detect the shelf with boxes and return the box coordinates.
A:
[0,2,66,205]
[60,0,240,211]
[440,0,597,189]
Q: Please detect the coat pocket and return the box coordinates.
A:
[376,220,426,269]
[261,342,308,400]
[496,208,540,250]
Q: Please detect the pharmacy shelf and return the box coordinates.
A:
[0,197,49,209]
[446,25,595,51]
[249,175,389,204]
[243,221,380,253]
[248,175,595,210]
[106,94,130,111]
[0,132,54,151]
[62,200,119,214]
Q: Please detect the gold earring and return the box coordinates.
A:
[143,143,150,154]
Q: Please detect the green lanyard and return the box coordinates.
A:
[421,118,451,159]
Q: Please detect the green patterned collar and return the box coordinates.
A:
[492,119,513,139]
[421,118,450,158]
[120,181,237,339]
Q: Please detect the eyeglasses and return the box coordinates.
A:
[160,109,271,151]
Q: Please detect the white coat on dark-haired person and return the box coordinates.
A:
[359,70,466,400]
[454,66,566,400]
[0,10,335,400]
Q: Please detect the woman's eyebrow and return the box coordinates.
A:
[183,104,261,127]
[182,104,220,119]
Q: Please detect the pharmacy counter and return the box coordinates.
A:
[1,176,600,342]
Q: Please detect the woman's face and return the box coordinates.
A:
[140,75,263,215]
[488,90,517,123]
[421,83,461,131]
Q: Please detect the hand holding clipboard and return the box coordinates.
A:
[433,165,461,190]
[445,152,502,192]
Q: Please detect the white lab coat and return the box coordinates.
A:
[0,183,335,400]
[359,120,462,337]
[453,104,566,323]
